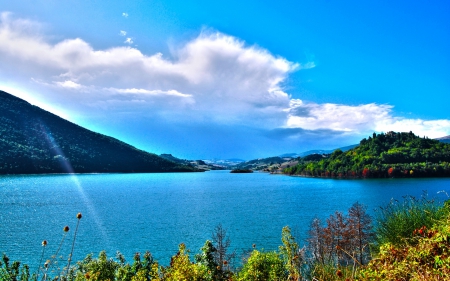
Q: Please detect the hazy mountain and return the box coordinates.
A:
[0,90,197,174]
[159,154,225,170]
[436,136,450,144]
[279,144,358,158]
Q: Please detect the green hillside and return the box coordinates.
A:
[284,131,450,178]
[0,90,198,174]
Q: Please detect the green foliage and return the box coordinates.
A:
[195,240,220,280]
[284,131,450,178]
[308,263,356,281]
[0,90,197,174]
[358,214,450,280]
[0,254,32,281]
[374,195,450,247]
[237,250,286,281]
[161,243,209,281]
[75,251,119,281]
[279,226,304,280]
[72,251,160,281]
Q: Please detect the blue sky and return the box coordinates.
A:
[1,0,449,159]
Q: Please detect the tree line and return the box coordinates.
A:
[284,131,450,178]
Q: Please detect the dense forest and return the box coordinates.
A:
[284,131,450,178]
[0,90,197,174]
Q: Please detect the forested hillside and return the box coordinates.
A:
[0,90,197,174]
[284,131,450,178]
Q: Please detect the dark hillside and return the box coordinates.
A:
[0,90,197,174]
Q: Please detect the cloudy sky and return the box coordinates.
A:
[1,0,449,160]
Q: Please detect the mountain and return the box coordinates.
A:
[232,156,289,171]
[279,144,358,158]
[436,136,450,144]
[0,90,198,174]
[159,154,226,170]
[284,131,450,178]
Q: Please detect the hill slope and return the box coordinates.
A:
[0,90,197,174]
[284,131,450,178]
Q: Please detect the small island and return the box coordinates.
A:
[230,169,253,173]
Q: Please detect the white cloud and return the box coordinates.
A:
[109,88,193,98]
[122,13,128,18]
[286,100,450,138]
[375,118,450,139]
[0,13,298,126]
[119,30,126,36]
[124,37,133,44]
[56,80,82,89]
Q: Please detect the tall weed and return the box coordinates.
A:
[374,194,449,247]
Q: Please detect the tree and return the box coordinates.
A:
[211,224,236,280]
[347,202,373,265]
[307,218,326,264]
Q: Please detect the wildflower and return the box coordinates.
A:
[42,240,48,246]
[63,226,70,232]
[336,269,343,277]
[85,272,91,279]
[77,213,82,219]
[217,266,220,270]
[223,260,228,265]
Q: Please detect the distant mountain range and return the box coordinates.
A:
[279,144,358,158]
[159,154,226,171]
[0,90,198,174]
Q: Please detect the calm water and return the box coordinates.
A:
[1,171,449,268]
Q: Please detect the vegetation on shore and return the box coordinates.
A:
[284,131,450,178]
[0,90,198,174]
[2,195,449,280]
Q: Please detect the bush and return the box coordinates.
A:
[358,213,450,280]
[308,262,357,281]
[374,195,449,247]
[237,250,286,281]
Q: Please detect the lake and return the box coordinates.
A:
[1,171,449,269]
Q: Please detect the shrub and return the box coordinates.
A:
[279,226,304,280]
[358,213,450,280]
[374,195,449,247]
[237,250,286,281]
[308,262,356,281]
[161,243,209,281]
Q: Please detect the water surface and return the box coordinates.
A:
[1,171,449,268]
